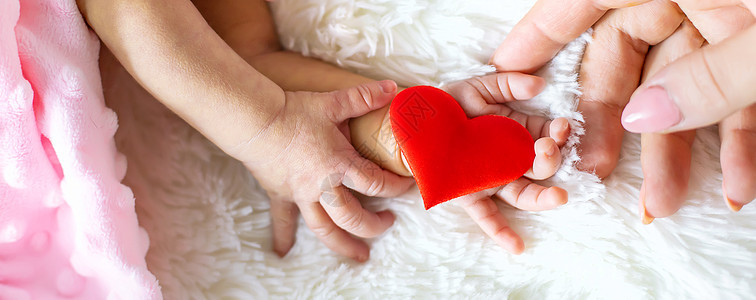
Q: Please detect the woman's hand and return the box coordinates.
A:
[493,0,756,220]
[234,80,414,262]
[492,0,684,179]
[622,1,756,217]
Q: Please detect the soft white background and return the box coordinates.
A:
[103,0,756,298]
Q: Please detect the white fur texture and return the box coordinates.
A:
[109,0,756,298]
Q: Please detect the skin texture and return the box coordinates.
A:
[78,0,413,263]
[196,0,570,255]
[79,0,573,259]
[493,0,756,221]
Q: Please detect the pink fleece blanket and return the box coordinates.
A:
[0,0,160,298]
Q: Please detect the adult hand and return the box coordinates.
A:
[443,72,571,254]
[492,0,684,179]
[493,0,756,220]
[232,80,414,261]
[622,1,756,217]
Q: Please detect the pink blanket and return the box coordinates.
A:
[0,0,160,298]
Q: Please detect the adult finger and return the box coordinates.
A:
[637,19,703,223]
[523,137,562,180]
[638,130,696,222]
[576,1,685,178]
[341,151,415,197]
[299,202,370,262]
[622,24,756,133]
[673,1,756,212]
[457,195,524,254]
[640,19,705,79]
[270,199,299,257]
[319,174,396,238]
[492,0,652,72]
[327,80,398,122]
[719,104,756,211]
[675,0,755,44]
[495,178,568,211]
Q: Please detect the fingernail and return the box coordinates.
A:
[622,86,682,133]
[640,190,654,225]
[723,182,743,212]
[378,80,397,93]
[274,247,287,258]
[642,208,655,225]
[726,198,743,212]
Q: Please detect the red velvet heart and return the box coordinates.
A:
[390,86,535,209]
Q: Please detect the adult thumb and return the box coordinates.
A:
[621,24,756,133]
[328,80,397,121]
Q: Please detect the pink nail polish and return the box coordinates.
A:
[622,86,682,133]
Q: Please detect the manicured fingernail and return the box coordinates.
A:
[723,182,743,212]
[640,192,654,225]
[642,208,655,225]
[726,198,743,212]
[622,86,682,133]
[378,80,397,93]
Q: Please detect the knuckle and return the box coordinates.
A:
[272,213,295,228]
[353,84,374,108]
[690,50,729,110]
[336,212,365,233]
[491,224,513,240]
[326,91,346,121]
[532,18,571,45]
[469,77,495,101]
[466,197,498,216]
[365,175,386,197]
[495,74,513,100]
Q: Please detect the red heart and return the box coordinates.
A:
[390,86,535,209]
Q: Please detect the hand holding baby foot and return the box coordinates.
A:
[234,80,414,261]
[443,72,570,254]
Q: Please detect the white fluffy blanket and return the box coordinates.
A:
[105,0,756,298]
